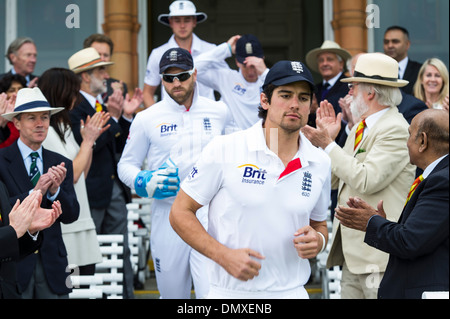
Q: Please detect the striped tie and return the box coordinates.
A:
[354,119,366,151]
[29,152,41,186]
[95,100,103,112]
[404,175,423,206]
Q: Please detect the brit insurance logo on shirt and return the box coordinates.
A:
[238,164,267,185]
[157,122,178,137]
[232,82,247,96]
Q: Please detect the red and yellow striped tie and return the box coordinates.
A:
[404,175,423,206]
[95,100,103,113]
[354,119,366,151]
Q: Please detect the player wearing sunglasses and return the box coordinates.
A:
[118,48,236,299]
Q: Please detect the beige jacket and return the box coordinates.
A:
[326,106,415,274]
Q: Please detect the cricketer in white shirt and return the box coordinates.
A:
[117,83,235,299]
[195,42,269,130]
[144,34,226,102]
[179,120,331,298]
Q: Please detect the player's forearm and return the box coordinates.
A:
[169,190,224,262]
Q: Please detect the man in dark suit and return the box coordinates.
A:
[384,26,422,95]
[306,40,352,119]
[0,37,38,88]
[68,47,139,298]
[0,87,79,298]
[1,187,62,299]
[335,108,449,299]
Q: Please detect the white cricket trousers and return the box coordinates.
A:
[150,201,209,299]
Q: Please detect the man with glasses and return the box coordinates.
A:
[118,48,235,299]
[302,53,416,298]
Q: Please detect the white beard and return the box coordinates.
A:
[350,92,369,120]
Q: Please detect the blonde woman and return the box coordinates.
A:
[413,58,449,111]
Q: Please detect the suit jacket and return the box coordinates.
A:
[401,59,422,95]
[0,181,42,299]
[311,73,349,141]
[326,106,416,274]
[397,91,428,124]
[69,96,131,209]
[0,70,37,85]
[315,73,350,114]
[365,155,449,298]
[0,142,79,295]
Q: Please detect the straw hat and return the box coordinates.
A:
[2,87,64,121]
[341,53,408,87]
[305,40,352,73]
[158,1,207,27]
[68,47,114,74]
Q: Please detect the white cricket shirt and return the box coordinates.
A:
[181,120,331,292]
[195,43,269,130]
[117,85,236,206]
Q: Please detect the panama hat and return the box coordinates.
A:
[2,87,64,121]
[305,40,352,73]
[341,53,409,87]
[68,47,114,74]
[158,1,207,27]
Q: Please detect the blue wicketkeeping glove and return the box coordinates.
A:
[134,158,180,199]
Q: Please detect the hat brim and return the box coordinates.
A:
[341,76,409,88]
[264,75,317,93]
[72,61,114,74]
[235,54,264,64]
[306,48,352,73]
[158,13,207,26]
[2,107,64,122]
[160,63,194,74]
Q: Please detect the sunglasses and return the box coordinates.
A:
[161,70,194,83]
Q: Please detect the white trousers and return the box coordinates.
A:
[150,202,209,299]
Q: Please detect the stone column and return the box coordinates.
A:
[331,0,367,55]
[103,0,141,91]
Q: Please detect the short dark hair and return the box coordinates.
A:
[385,25,410,40]
[83,34,114,55]
[416,111,449,155]
[257,84,277,122]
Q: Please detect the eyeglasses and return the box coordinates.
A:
[161,70,194,83]
[348,83,360,90]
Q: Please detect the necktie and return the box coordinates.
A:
[404,175,423,206]
[29,152,41,186]
[95,100,103,113]
[321,82,330,100]
[354,119,366,151]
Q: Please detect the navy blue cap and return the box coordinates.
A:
[159,48,194,73]
[263,60,317,92]
[235,34,264,64]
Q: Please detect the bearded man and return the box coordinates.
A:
[302,53,416,299]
